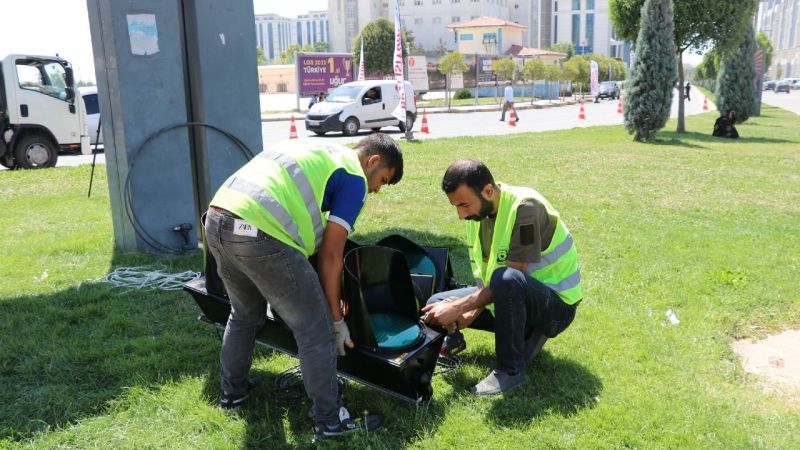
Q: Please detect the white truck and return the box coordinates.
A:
[0,54,90,169]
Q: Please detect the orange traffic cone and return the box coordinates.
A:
[702,96,709,111]
[508,109,517,127]
[289,115,298,139]
[578,100,586,120]
[420,109,430,134]
[617,97,623,114]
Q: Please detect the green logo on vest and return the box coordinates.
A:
[497,249,508,262]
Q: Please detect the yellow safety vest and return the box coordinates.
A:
[466,184,582,304]
[211,142,367,257]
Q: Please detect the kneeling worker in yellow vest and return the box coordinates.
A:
[422,159,582,395]
[205,134,403,439]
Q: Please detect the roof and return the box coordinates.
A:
[447,16,527,30]
[506,45,567,58]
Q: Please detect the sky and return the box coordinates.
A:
[0,0,326,83]
[0,0,700,84]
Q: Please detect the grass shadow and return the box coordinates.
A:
[651,130,796,149]
[0,249,211,441]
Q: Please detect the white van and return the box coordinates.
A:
[305,80,416,136]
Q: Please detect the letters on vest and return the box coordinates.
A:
[466,184,582,305]
[211,142,367,257]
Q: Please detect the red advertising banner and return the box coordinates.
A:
[297,53,354,96]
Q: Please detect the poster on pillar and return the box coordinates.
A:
[407,56,429,91]
[127,14,159,55]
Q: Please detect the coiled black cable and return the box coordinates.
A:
[123,122,255,254]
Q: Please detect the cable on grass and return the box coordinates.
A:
[105,266,201,290]
[272,365,348,401]
[435,354,462,374]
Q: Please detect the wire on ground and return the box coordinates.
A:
[105,266,201,290]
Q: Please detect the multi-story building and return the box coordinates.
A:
[758,0,800,78]
[328,0,621,58]
[255,11,331,63]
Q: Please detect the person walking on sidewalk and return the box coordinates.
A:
[500,81,519,122]
[204,134,403,439]
[685,82,691,101]
[422,159,582,395]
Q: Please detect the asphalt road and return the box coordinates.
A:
[9,88,798,171]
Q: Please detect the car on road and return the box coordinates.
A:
[763,80,776,91]
[775,80,792,94]
[785,78,800,89]
[595,81,620,101]
[80,86,102,145]
[305,80,416,136]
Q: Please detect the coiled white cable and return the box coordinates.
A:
[105,266,201,291]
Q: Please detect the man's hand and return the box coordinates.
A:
[421,300,462,329]
[333,319,355,356]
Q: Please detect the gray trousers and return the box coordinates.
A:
[204,209,340,425]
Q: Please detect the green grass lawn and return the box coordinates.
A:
[1,107,799,449]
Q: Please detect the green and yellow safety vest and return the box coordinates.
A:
[466,184,582,304]
[210,142,367,257]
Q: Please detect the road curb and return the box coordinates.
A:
[261,98,588,122]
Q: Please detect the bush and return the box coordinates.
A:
[453,89,473,100]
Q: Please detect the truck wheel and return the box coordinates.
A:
[342,117,360,136]
[14,134,58,169]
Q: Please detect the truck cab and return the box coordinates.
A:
[0,54,90,169]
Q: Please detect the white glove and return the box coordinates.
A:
[333,319,353,356]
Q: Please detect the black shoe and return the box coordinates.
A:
[314,407,384,441]
[471,369,528,395]
[219,377,262,411]
[439,331,466,357]
[499,119,505,121]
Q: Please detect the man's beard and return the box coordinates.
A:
[466,194,494,221]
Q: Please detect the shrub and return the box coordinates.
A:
[453,89,473,100]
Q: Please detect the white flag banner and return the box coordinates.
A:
[590,60,599,96]
[358,39,366,81]
[390,0,406,123]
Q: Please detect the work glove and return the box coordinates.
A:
[333,318,354,356]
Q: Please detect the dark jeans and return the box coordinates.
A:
[427,267,577,374]
[204,209,340,425]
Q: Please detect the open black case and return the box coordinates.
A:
[183,234,461,403]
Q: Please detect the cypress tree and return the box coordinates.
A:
[623,0,677,142]
[715,22,757,123]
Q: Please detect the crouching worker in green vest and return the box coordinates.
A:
[204,134,403,439]
[422,159,582,395]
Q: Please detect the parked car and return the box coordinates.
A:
[80,86,102,145]
[775,79,792,93]
[305,80,416,136]
[595,81,620,101]
[763,80,776,91]
[785,78,800,89]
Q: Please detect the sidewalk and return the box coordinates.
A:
[261,97,590,122]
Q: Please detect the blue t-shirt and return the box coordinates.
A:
[321,168,366,233]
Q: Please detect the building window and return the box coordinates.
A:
[452,16,460,23]
[414,0,423,4]
[433,17,441,24]
[586,0,594,9]
[415,17,423,24]
[586,13,594,49]
[460,33,474,40]
[432,0,442,4]
[401,18,406,26]
[399,0,405,5]
[571,14,580,45]
[483,32,497,43]
[572,0,580,10]
[471,15,478,19]
[554,1,558,12]
[553,16,558,42]
[451,0,460,3]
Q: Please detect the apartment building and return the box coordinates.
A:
[255,11,331,62]
[758,0,800,78]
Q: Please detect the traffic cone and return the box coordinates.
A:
[702,96,709,111]
[508,109,517,127]
[617,97,623,114]
[289,115,298,139]
[578,100,586,120]
[420,109,430,134]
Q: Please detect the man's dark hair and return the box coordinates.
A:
[355,133,404,184]
[441,159,495,195]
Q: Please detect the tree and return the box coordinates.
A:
[756,31,774,71]
[279,44,313,64]
[352,18,409,77]
[492,58,516,81]
[549,42,575,59]
[313,41,330,52]
[256,47,267,65]
[543,65,563,101]
[403,28,425,55]
[563,58,588,93]
[610,0,758,133]
[622,0,677,142]
[432,39,450,56]
[522,59,546,101]
[438,52,467,109]
[693,49,720,81]
[715,22,756,123]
